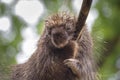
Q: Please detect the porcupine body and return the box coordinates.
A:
[11,12,96,80]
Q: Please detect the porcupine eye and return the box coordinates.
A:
[66,26,71,31]
[65,22,75,33]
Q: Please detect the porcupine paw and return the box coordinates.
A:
[64,59,80,75]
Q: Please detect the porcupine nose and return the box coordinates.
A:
[53,32,63,39]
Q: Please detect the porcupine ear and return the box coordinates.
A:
[74,0,93,40]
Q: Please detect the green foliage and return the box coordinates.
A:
[37,20,44,34]
[0,1,26,79]
[92,0,120,80]
[0,3,6,16]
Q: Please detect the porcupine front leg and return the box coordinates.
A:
[64,59,81,79]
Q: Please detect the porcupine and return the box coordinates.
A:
[11,0,97,80]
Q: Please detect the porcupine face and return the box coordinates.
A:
[45,12,76,48]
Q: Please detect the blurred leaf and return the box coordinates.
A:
[37,20,45,34]
[0,3,6,16]
[92,0,120,80]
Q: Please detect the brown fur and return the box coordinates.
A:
[11,12,97,80]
